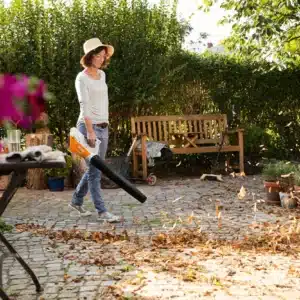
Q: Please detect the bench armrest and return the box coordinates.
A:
[222,128,244,135]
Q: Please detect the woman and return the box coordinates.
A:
[69,38,120,223]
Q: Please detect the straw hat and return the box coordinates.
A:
[83,38,114,58]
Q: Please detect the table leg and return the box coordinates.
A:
[0,253,11,300]
[0,171,27,216]
[0,170,43,298]
[0,253,10,288]
[0,288,9,300]
[0,233,43,293]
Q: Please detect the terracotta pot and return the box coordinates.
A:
[264,181,281,205]
[280,192,297,209]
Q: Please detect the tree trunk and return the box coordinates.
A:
[25,130,53,190]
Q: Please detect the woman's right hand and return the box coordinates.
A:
[87,130,97,148]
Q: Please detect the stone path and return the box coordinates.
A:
[1,175,300,299]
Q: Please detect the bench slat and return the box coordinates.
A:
[142,121,146,133]
[153,121,157,140]
[147,121,152,138]
[178,119,182,134]
[168,121,172,138]
[136,120,140,136]
[187,120,192,133]
[158,121,162,141]
[163,121,168,141]
[203,120,208,140]
[192,120,198,139]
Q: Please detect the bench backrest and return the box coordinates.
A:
[131,114,228,145]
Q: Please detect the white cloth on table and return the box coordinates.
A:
[5,145,65,163]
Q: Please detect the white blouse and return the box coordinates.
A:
[75,69,109,125]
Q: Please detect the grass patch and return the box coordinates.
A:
[121,264,135,272]
[122,203,140,209]
[0,218,13,233]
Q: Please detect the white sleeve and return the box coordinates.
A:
[75,76,90,118]
[100,70,106,82]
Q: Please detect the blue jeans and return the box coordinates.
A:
[72,122,108,213]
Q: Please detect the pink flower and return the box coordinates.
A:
[28,79,46,119]
[0,74,23,122]
[11,75,29,99]
[0,73,48,129]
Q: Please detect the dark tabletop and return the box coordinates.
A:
[0,154,66,175]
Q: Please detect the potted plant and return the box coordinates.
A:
[277,162,296,192]
[262,162,281,205]
[45,154,72,191]
[293,165,300,191]
[262,161,296,205]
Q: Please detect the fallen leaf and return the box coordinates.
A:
[173,196,184,203]
[63,274,70,281]
[238,186,246,200]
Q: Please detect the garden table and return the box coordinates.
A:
[0,154,65,300]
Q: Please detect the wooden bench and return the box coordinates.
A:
[131,114,244,179]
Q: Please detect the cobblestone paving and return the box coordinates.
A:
[1,175,300,299]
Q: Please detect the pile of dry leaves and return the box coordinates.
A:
[15,223,130,243]
[15,217,300,255]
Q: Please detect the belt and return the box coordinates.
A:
[95,122,108,128]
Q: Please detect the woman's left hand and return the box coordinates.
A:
[87,130,97,148]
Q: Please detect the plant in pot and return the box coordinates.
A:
[45,154,72,191]
[277,161,297,191]
[262,162,281,205]
[293,165,300,191]
[262,161,296,205]
[293,170,300,207]
[279,171,297,209]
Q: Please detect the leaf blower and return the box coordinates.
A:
[69,127,147,203]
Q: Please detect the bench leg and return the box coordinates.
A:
[239,152,245,173]
[225,155,230,173]
[141,135,148,180]
[142,157,148,180]
[238,131,245,173]
[132,152,138,178]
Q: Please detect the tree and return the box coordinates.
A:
[201,0,300,69]
[188,32,210,53]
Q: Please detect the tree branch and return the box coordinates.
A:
[286,36,300,43]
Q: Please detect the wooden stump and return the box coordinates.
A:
[25,132,53,190]
[0,174,10,191]
[0,154,10,192]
